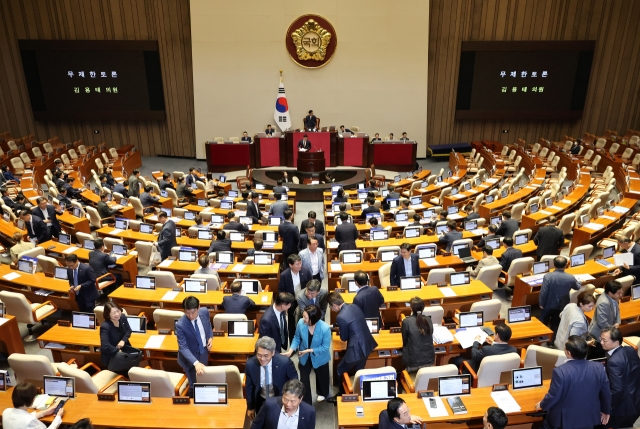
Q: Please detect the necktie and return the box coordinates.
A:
[73,269,78,287]
[265,366,271,397]
[279,311,287,349]
[312,297,316,305]
[193,318,205,354]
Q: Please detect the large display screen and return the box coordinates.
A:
[455,41,595,120]
[18,40,165,121]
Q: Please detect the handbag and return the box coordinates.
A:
[108,345,142,373]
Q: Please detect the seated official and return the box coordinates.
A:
[2,382,64,429]
[185,168,204,188]
[371,133,382,142]
[463,203,480,220]
[399,132,410,142]
[13,194,31,214]
[402,297,435,373]
[378,397,423,429]
[570,140,582,155]
[222,281,255,313]
[241,131,252,143]
[193,214,208,230]
[428,210,447,229]
[204,172,216,197]
[21,209,51,244]
[223,211,249,232]
[496,210,518,238]
[484,407,508,429]
[158,172,174,191]
[176,176,195,201]
[10,231,34,263]
[1,187,16,210]
[555,291,596,350]
[478,224,498,248]
[207,230,232,253]
[2,165,18,182]
[452,323,516,373]
[113,181,128,198]
[248,238,264,257]
[409,214,422,226]
[238,191,250,204]
[339,125,352,134]
[265,124,274,136]
[368,217,383,231]
[273,179,287,195]
[99,302,138,376]
[62,177,83,199]
[390,243,420,287]
[388,133,395,141]
[250,379,315,429]
[57,187,73,207]
[97,193,116,219]
[303,110,318,131]
[88,238,122,294]
[140,185,160,208]
[247,192,267,225]
[468,246,500,279]
[98,174,112,191]
[193,254,222,285]
[438,220,462,252]
[362,197,381,218]
[333,188,348,203]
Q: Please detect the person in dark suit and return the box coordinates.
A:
[352,270,384,326]
[496,210,519,238]
[223,211,249,232]
[265,124,274,136]
[259,292,295,353]
[294,280,328,321]
[175,296,213,394]
[299,211,324,235]
[99,301,135,376]
[269,193,288,217]
[176,176,195,201]
[158,172,175,191]
[438,220,462,252]
[278,209,299,262]
[20,209,51,244]
[499,237,522,299]
[113,182,128,198]
[335,212,359,252]
[451,323,517,372]
[245,336,298,420]
[303,110,317,130]
[600,327,640,428]
[463,203,481,221]
[156,211,177,260]
[589,280,624,359]
[32,197,63,238]
[97,193,116,219]
[371,133,382,142]
[298,135,312,151]
[361,198,381,218]
[57,187,73,208]
[298,224,325,252]
[399,132,410,142]
[127,170,141,198]
[250,379,315,429]
[535,336,611,429]
[65,254,98,313]
[378,398,423,429]
[88,238,122,294]
[247,192,267,224]
[333,188,348,203]
[207,230,232,254]
[570,140,582,155]
[279,254,313,339]
[222,281,255,314]
[390,243,420,287]
[327,292,378,402]
[385,186,401,201]
[617,236,640,265]
[339,125,352,134]
[139,186,159,208]
[273,179,287,195]
[1,187,15,210]
[533,216,564,259]
[539,256,581,331]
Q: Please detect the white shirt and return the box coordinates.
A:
[308,250,319,275]
[607,345,621,356]
[2,408,62,429]
[259,360,274,398]
[277,405,300,429]
[273,305,286,326]
[190,316,207,366]
[290,270,301,292]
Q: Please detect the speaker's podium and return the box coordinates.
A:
[297,151,325,174]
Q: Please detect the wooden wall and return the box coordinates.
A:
[428,0,640,147]
[0,0,195,157]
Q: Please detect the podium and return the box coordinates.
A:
[297,151,326,173]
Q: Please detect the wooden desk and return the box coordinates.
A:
[570,197,636,253]
[0,315,26,355]
[386,170,431,193]
[0,264,78,311]
[478,170,546,220]
[57,211,91,235]
[80,189,137,219]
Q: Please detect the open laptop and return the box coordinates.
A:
[507,306,532,323]
[417,247,436,259]
[597,246,615,268]
[486,194,495,203]
[533,261,549,275]
[342,252,362,264]
[362,379,396,402]
[570,253,585,268]
[268,216,282,226]
[83,239,95,250]
[458,311,483,328]
[58,233,71,245]
[179,249,198,262]
[514,234,529,246]
[184,278,207,293]
[54,266,68,280]
[17,259,35,274]
[220,201,233,210]
[530,203,539,214]
[239,280,259,294]
[114,218,129,230]
[379,250,398,262]
[632,284,640,300]
[512,367,543,390]
[112,244,128,256]
[438,374,471,397]
[228,232,245,242]
[454,244,476,264]
[228,320,255,337]
[404,227,421,238]
[450,271,471,286]
[254,253,273,265]
[72,312,96,329]
[117,381,151,403]
[399,276,421,290]
[395,212,408,222]
[140,223,154,234]
[435,224,448,234]
[216,251,234,264]
[127,316,147,334]
[193,383,228,405]
[135,275,156,290]
[263,232,278,243]
[464,220,477,231]
[44,376,75,398]
[484,237,501,250]
[198,230,213,240]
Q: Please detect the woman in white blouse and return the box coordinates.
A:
[2,382,64,429]
[554,291,596,350]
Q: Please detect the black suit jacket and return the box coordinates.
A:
[67,263,99,307]
[88,250,117,276]
[99,317,132,366]
[32,205,62,236]
[607,346,640,419]
[299,219,324,236]
[246,200,264,223]
[245,354,298,411]
[278,221,299,256]
[478,233,497,249]
[298,233,325,251]
[335,222,359,252]
[378,410,411,429]
[500,247,523,272]
[298,139,311,150]
[157,219,177,260]
[336,303,378,363]
[223,221,249,232]
[279,266,313,296]
[353,286,385,326]
[361,206,381,218]
[496,219,519,238]
[26,215,52,243]
[250,396,315,429]
[158,179,174,190]
[439,230,463,252]
[222,294,255,313]
[390,254,421,286]
[208,239,232,254]
[533,225,564,259]
[470,342,517,367]
[259,306,287,352]
[465,212,481,221]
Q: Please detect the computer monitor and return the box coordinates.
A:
[361,379,396,402]
[387,199,398,208]
[581,214,590,225]
[193,383,228,405]
[161,208,172,217]
[73,207,82,217]
[178,249,197,262]
[511,367,543,390]
[451,187,459,196]
[140,223,153,234]
[216,251,234,264]
[371,230,389,241]
[239,216,253,225]
[458,311,483,328]
[380,250,397,262]
[490,216,501,225]
[447,206,459,215]
[381,190,390,197]
[436,176,443,183]
[254,253,273,265]
[437,375,471,397]
[117,381,151,403]
[17,259,34,274]
[486,195,495,203]
[263,232,278,242]
[198,230,213,240]
[464,182,471,191]
[452,243,469,256]
[365,318,380,334]
[175,228,182,238]
[347,280,359,293]
[119,198,128,206]
[127,316,147,334]
[256,183,265,190]
[72,312,96,329]
[485,238,501,250]
[530,203,539,214]
[513,185,520,193]
[112,244,128,256]
[395,212,408,222]
[43,376,75,398]
[423,210,433,218]
[464,220,477,231]
[197,199,207,207]
[533,261,549,275]
[418,247,435,259]
[238,280,259,294]
[228,232,245,242]
[83,239,95,250]
[184,278,207,293]
[228,190,238,198]
[632,284,640,300]
[399,276,421,290]
[342,252,362,264]
[58,233,71,245]
[436,224,448,234]
[114,218,128,230]
[211,214,224,224]
[514,234,529,245]
[602,245,615,259]
[227,320,255,337]
[366,213,382,222]
[219,175,226,183]
[393,175,401,183]
[220,201,233,210]
[160,190,168,198]
[507,306,532,323]
[268,216,282,226]
[135,276,156,290]
[405,227,421,238]
[545,197,553,207]
[450,272,470,286]
[501,189,508,199]
[184,211,196,221]
[411,196,422,205]
[54,266,68,280]
[570,253,585,267]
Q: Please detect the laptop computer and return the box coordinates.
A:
[72,312,96,329]
[43,376,75,398]
[417,247,436,259]
[632,284,640,300]
[228,320,255,337]
[254,253,273,265]
[362,379,396,402]
[450,272,471,286]
[127,316,147,334]
[437,374,471,397]
[454,244,476,263]
[511,367,543,390]
[484,237,501,250]
[399,276,421,290]
[533,261,549,275]
[216,251,234,264]
[135,275,156,290]
[458,311,483,328]
[507,306,532,323]
[570,253,585,268]
[117,381,151,403]
[380,250,398,262]
[597,246,615,268]
[54,266,68,280]
[184,278,207,293]
[365,318,380,334]
[514,234,529,246]
[193,383,228,405]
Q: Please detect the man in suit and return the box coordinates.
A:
[299,211,324,235]
[303,110,317,130]
[499,237,522,299]
[539,256,581,328]
[176,176,195,201]
[127,169,141,198]
[533,216,564,259]
[362,198,381,219]
[113,181,128,198]
[535,336,611,429]
[273,179,287,195]
[298,235,325,281]
[295,279,328,320]
[279,254,313,339]
[399,132,410,142]
[438,220,462,252]
[265,124,274,136]
[268,193,288,217]
[1,187,15,210]
[245,336,298,420]
[139,185,159,207]
[327,292,378,402]
[468,246,500,279]
[386,186,401,200]
[250,379,315,429]
[158,172,175,190]
[97,193,116,219]
[32,197,63,238]
[617,236,640,265]
[223,211,249,232]
[57,187,73,207]
[20,209,51,244]
[63,177,84,199]
[247,192,267,224]
[335,212,359,252]
[65,253,98,313]
[259,292,295,353]
[175,296,213,395]
[339,125,352,134]
[298,134,312,151]
[156,211,177,260]
[278,209,299,263]
[207,230,232,254]
[88,238,122,294]
[222,281,255,314]
[298,224,325,252]
[352,270,384,327]
[452,323,517,372]
[600,327,640,428]
[378,397,423,429]
[483,407,509,429]
[496,210,519,238]
[390,243,420,287]
[185,168,203,188]
[463,203,481,221]
[589,280,623,359]
[371,133,382,142]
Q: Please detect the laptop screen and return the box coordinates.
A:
[256,183,265,190]
[44,376,75,398]
[114,218,128,230]
[136,276,156,290]
[508,306,532,323]
[447,206,458,214]
[395,212,408,222]
[179,250,198,262]
[54,266,68,280]
[228,190,238,198]
[347,280,358,293]
[452,243,469,256]
[239,216,253,225]
[193,383,228,405]
[632,285,640,300]
[161,208,172,217]
[486,195,495,203]
[464,221,477,231]
[140,223,153,234]
[161,190,168,198]
[210,214,224,224]
[17,259,33,274]
[184,211,195,221]
[365,318,380,334]
[117,381,151,403]
[198,230,213,240]
[184,279,207,293]
[371,230,389,241]
[83,239,95,250]
[263,232,278,242]
[254,253,273,265]
[342,252,361,264]
[490,216,501,225]
[362,379,396,402]
[436,224,448,234]
[240,280,259,294]
[602,246,615,259]
[533,261,549,275]
[217,252,233,264]
[228,320,255,337]
[405,228,420,238]
[387,199,398,208]
[220,201,233,210]
[450,272,470,286]
[197,199,207,207]
[229,232,244,242]
[418,247,435,259]
[400,276,421,290]
[512,367,543,390]
[485,238,500,249]
[530,203,539,214]
[268,216,282,226]
[411,196,422,205]
[72,312,96,329]
[451,187,459,196]
[501,189,508,199]
[127,316,146,333]
[58,233,71,245]
[112,244,127,256]
[380,251,396,262]
[438,375,471,397]
[514,234,528,245]
[570,253,585,267]
[458,311,483,328]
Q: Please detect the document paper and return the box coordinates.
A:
[490,390,522,413]
[424,396,450,418]
[144,335,166,349]
[614,252,634,267]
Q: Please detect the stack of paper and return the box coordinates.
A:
[3,272,21,281]
[490,390,522,413]
[424,258,439,267]
[161,291,179,301]
[62,246,79,254]
[614,253,634,267]
[612,206,630,214]
[395,221,409,227]
[158,259,173,268]
[574,274,595,282]
[144,335,166,349]
[448,214,463,220]
[231,264,246,272]
[455,327,487,349]
[439,287,456,297]
[432,325,454,344]
[109,228,124,235]
[583,222,604,231]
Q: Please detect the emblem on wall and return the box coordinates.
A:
[286,15,337,68]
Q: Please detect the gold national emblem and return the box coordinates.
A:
[291,19,332,61]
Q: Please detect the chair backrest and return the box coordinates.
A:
[43,142,53,153]
[376,246,401,260]
[470,299,502,321]
[57,362,99,393]
[595,138,606,149]
[476,352,521,387]
[18,246,45,261]
[8,353,57,386]
[78,145,87,155]
[109,148,119,159]
[569,284,595,304]
[476,264,503,291]
[522,345,567,380]
[166,188,179,206]
[129,197,145,218]
[450,238,473,252]
[103,237,125,251]
[505,257,535,287]
[86,206,103,229]
[148,271,178,288]
[128,367,178,398]
[212,313,248,332]
[557,213,575,235]
[191,274,221,291]
[531,143,540,153]
[0,290,37,324]
[539,147,549,158]
[426,268,456,285]
[571,244,593,260]
[421,305,444,325]
[153,309,184,330]
[74,232,92,247]
[32,147,43,158]
[37,255,60,274]
[339,250,364,263]
[413,364,458,392]
[20,152,31,165]
[352,366,396,395]
[68,149,78,159]
[378,263,392,288]
[11,157,25,171]
[197,365,244,398]
[500,146,509,156]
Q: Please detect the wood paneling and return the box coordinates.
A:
[0,0,194,157]
[428,0,640,148]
